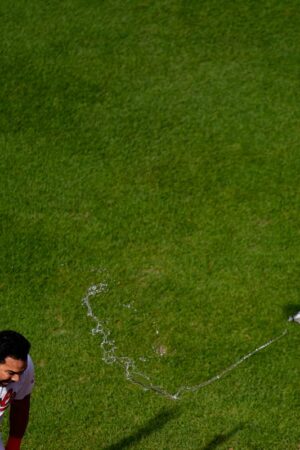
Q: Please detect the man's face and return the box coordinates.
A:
[0,357,27,387]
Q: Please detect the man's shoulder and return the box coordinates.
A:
[27,354,34,372]
[16,354,34,390]
[24,354,35,384]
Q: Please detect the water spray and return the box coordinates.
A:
[82,283,299,400]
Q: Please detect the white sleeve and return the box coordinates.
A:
[14,355,35,400]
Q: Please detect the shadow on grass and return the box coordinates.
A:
[283,304,300,320]
[102,407,179,450]
[201,424,243,450]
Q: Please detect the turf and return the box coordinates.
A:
[0,0,299,448]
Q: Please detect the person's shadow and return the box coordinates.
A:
[201,424,243,450]
[102,407,179,450]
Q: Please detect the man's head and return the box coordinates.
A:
[0,331,31,386]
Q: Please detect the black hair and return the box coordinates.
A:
[0,330,31,363]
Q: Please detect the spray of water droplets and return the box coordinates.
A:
[82,283,289,400]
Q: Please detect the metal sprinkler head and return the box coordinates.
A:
[288,311,300,324]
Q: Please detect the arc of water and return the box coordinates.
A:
[82,283,288,400]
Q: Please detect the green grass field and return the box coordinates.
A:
[1,0,300,448]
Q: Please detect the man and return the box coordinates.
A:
[0,331,34,450]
